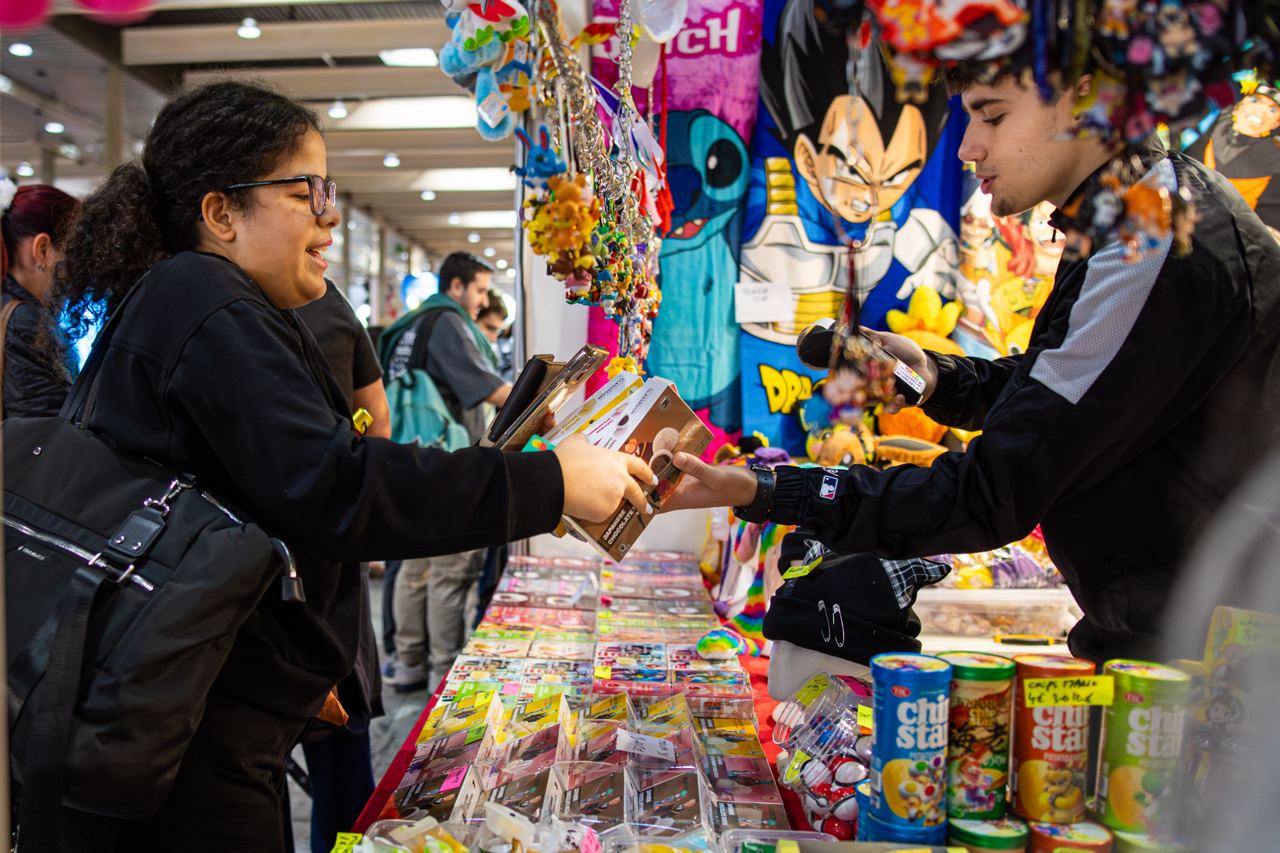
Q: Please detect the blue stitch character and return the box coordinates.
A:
[647,109,750,431]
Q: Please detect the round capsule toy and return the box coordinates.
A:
[869,653,951,830]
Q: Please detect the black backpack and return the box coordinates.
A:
[4,280,301,847]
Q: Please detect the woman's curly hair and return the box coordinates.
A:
[53,81,321,341]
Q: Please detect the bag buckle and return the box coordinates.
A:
[142,478,189,518]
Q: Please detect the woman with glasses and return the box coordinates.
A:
[49,81,654,850]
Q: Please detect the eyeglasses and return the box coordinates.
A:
[221,175,337,217]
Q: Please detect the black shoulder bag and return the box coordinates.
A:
[3,279,305,847]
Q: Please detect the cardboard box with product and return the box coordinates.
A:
[487,346,713,562]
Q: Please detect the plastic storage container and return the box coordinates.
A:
[915,588,1081,638]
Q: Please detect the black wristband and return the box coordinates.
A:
[733,465,775,524]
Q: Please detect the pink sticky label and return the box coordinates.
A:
[440,765,468,793]
[581,827,602,853]
[503,681,521,695]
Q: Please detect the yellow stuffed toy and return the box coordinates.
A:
[886,287,965,356]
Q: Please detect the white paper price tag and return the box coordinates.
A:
[616,728,678,762]
[477,92,510,129]
[734,281,793,324]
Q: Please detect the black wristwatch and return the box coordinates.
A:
[733,465,776,524]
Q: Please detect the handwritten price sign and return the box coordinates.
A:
[1024,675,1115,707]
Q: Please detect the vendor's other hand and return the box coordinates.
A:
[662,453,758,512]
[554,434,655,522]
[823,327,938,414]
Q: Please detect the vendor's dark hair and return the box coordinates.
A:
[439,252,494,293]
[761,0,949,157]
[53,81,321,341]
[941,62,1065,103]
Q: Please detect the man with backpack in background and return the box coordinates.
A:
[378,252,513,691]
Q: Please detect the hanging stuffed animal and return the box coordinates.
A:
[513,126,567,188]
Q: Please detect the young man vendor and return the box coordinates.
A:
[669,69,1280,664]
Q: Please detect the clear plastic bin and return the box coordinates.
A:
[624,766,704,836]
[544,761,626,830]
[913,587,1082,638]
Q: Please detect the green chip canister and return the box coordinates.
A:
[939,651,1016,819]
[869,653,951,830]
[1095,661,1191,835]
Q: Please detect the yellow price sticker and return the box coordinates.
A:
[793,673,831,707]
[857,704,873,730]
[782,556,823,581]
[330,832,362,853]
[594,666,613,680]
[1024,675,1115,707]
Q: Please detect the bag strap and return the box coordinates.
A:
[408,308,465,424]
[0,298,27,420]
[16,567,110,851]
[59,275,149,425]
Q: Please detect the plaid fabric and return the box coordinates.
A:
[881,557,951,610]
[782,531,949,611]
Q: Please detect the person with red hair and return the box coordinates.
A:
[0,178,78,417]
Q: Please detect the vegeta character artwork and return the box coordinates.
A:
[740,0,960,341]
[647,109,752,431]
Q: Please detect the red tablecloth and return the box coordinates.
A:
[353,653,811,834]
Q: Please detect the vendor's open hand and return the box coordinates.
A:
[823,327,938,414]
[661,453,758,512]
[554,434,656,522]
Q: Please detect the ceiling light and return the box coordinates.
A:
[378,48,438,68]
[58,143,79,159]
[44,121,65,135]
[447,212,462,225]
[16,162,34,178]
[0,75,12,94]
[383,152,400,168]
[495,259,509,270]
[506,268,516,278]
[328,99,348,119]
[483,247,496,258]
[445,210,518,229]
[414,168,516,193]
[419,190,437,201]
[467,232,481,244]
[237,17,261,39]
[347,221,357,231]
[8,43,33,58]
